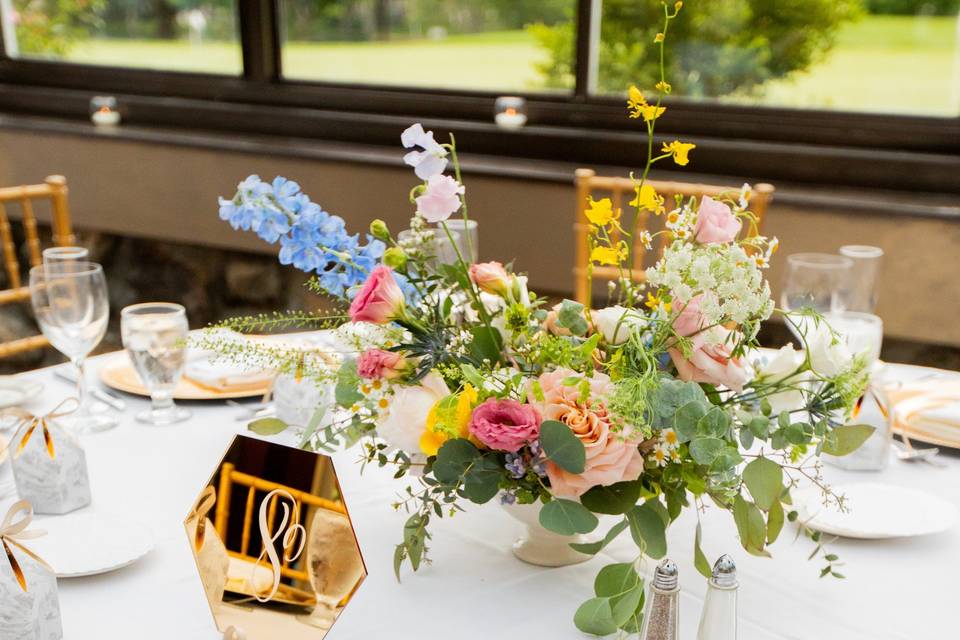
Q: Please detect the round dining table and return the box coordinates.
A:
[1,352,958,640]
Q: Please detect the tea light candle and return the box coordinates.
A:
[494,96,528,130]
[90,96,121,127]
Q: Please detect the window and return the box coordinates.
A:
[585,0,960,116]
[0,0,241,75]
[279,0,575,92]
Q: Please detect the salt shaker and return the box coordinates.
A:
[697,555,739,640]
[640,558,680,640]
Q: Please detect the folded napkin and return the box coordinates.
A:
[884,379,960,444]
[184,357,275,393]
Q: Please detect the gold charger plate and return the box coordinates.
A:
[99,357,272,401]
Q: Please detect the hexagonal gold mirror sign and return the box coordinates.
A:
[184,435,366,639]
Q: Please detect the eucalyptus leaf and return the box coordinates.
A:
[541,420,587,473]
[581,480,642,515]
[767,499,785,544]
[557,299,589,336]
[469,325,504,364]
[822,424,876,456]
[749,416,770,439]
[573,597,618,636]
[626,503,667,559]
[732,495,767,555]
[709,447,743,473]
[697,407,730,438]
[403,514,426,570]
[432,439,480,484]
[570,520,629,555]
[689,437,725,465]
[540,499,599,536]
[611,583,644,627]
[651,380,709,429]
[673,400,708,442]
[594,562,640,597]
[248,417,290,436]
[462,455,503,504]
[742,456,783,511]
[694,522,712,579]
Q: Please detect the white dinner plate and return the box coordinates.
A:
[0,377,43,409]
[28,510,156,578]
[796,482,958,539]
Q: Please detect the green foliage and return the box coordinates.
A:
[532,0,862,96]
[247,417,290,436]
[539,499,599,536]
[334,358,363,407]
[540,420,587,473]
[822,424,875,456]
[742,456,783,510]
[12,0,106,56]
[626,502,667,559]
[570,519,630,555]
[557,299,589,336]
[694,522,712,579]
[580,480,643,515]
[733,494,769,556]
[574,562,646,635]
[866,0,959,15]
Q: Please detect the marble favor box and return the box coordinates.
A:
[12,421,92,515]
[0,538,63,640]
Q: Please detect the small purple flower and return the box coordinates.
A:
[499,492,517,506]
[504,453,526,479]
[529,440,542,457]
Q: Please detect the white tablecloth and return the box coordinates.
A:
[2,356,959,640]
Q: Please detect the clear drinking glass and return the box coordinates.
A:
[300,508,365,629]
[780,253,854,339]
[120,302,191,426]
[839,245,883,314]
[438,219,479,263]
[29,262,117,433]
[42,246,89,273]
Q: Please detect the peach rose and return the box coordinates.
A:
[672,295,706,338]
[669,331,748,391]
[469,261,510,296]
[694,196,742,244]
[528,368,643,498]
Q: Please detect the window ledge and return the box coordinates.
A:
[1,112,957,222]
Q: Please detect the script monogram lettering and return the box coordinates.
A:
[254,489,306,603]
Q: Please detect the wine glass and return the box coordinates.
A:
[120,302,191,426]
[29,262,117,433]
[780,253,853,340]
[300,508,365,629]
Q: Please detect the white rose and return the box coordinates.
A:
[592,306,646,345]
[755,345,809,414]
[375,373,449,457]
[807,327,853,377]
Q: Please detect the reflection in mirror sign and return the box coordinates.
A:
[184,435,366,639]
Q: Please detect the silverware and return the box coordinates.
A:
[54,365,127,411]
[892,439,945,467]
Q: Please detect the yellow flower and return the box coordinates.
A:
[630,184,665,215]
[662,141,696,166]
[590,246,625,266]
[654,32,665,43]
[585,197,618,227]
[655,80,672,94]
[645,291,671,313]
[419,384,478,456]
[626,85,665,121]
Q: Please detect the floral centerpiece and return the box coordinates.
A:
[209,3,871,635]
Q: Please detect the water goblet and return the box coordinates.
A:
[437,219,479,263]
[839,245,883,314]
[120,302,191,426]
[29,262,118,433]
[42,246,89,274]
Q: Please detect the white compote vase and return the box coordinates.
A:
[501,501,591,567]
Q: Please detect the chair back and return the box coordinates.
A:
[0,175,76,359]
[573,169,774,304]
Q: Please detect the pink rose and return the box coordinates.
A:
[349,266,405,324]
[528,369,643,498]
[669,334,748,392]
[357,348,406,380]
[694,196,742,244]
[469,261,510,295]
[468,399,541,452]
[672,295,706,338]
[415,174,465,223]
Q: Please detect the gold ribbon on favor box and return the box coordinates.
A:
[0,397,80,461]
[1,500,54,592]
[189,486,217,552]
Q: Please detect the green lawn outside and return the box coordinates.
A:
[56,14,959,115]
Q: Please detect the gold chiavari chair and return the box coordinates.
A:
[213,462,359,604]
[0,175,77,359]
[573,169,774,305]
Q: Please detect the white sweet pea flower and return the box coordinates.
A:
[593,306,646,345]
[807,326,853,377]
[510,275,533,308]
[401,123,448,180]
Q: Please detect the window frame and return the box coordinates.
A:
[0,0,956,194]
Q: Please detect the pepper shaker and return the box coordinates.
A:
[640,558,680,640]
